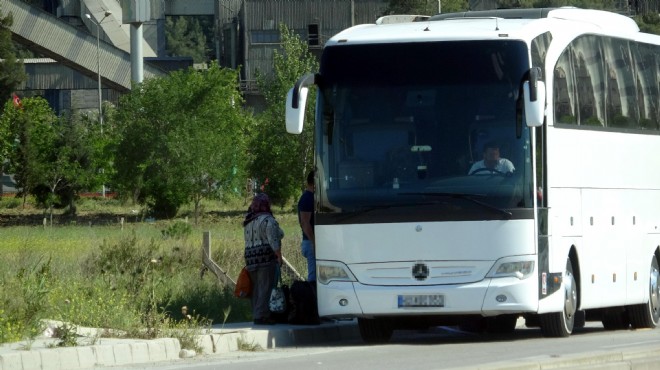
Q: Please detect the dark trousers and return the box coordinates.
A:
[248,263,276,320]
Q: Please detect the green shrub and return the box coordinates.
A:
[161,220,193,240]
[0,196,21,209]
[0,257,52,344]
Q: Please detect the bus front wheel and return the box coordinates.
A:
[627,254,660,329]
[358,318,393,344]
[540,258,577,337]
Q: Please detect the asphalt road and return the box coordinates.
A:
[109,322,660,370]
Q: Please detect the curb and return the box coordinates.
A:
[0,338,180,370]
[448,344,660,370]
[0,321,359,370]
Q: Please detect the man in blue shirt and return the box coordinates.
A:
[297,170,315,281]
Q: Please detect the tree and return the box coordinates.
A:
[251,24,319,206]
[46,110,112,215]
[0,6,26,104]
[0,97,57,208]
[636,12,660,35]
[114,62,247,221]
[165,16,209,64]
[0,6,27,195]
[0,97,107,219]
[385,0,468,15]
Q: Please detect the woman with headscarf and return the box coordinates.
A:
[243,193,284,325]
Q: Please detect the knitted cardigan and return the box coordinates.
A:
[244,214,283,270]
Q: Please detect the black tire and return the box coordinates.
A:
[358,318,393,344]
[627,255,660,329]
[540,258,577,337]
[602,309,630,330]
[574,310,586,329]
[523,314,540,328]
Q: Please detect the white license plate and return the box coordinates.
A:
[397,294,444,307]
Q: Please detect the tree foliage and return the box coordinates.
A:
[636,12,660,35]
[385,0,468,15]
[385,0,660,35]
[113,63,247,221]
[0,7,27,105]
[0,97,108,216]
[0,97,57,205]
[252,24,319,207]
[165,16,209,64]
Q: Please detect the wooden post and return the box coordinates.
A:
[200,231,236,287]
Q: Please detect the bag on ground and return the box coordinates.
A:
[269,266,287,314]
[270,283,290,323]
[234,266,252,298]
[287,280,320,325]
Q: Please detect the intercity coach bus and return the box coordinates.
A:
[285,7,660,343]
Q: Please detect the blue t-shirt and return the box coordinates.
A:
[297,190,314,240]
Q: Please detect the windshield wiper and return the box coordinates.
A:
[398,192,513,220]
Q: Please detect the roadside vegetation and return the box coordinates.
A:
[0,196,308,347]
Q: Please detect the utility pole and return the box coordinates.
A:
[85,10,112,131]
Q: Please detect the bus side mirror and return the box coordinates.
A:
[285,73,316,134]
[524,80,546,127]
[286,87,308,134]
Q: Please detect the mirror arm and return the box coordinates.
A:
[526,67,542,102]
[292,73,318,109]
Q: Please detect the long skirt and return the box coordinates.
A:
[248,263,276,320]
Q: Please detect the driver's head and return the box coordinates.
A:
[483,142,501,166]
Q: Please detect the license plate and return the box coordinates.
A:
[397,294,444,307]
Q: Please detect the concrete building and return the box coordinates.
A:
[7,0,389,114]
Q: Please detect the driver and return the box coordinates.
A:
[468,141,515,175]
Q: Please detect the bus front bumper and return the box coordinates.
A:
[317,276,538,318]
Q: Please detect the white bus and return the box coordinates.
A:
[285,7,660,342]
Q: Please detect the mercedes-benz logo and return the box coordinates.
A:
[412,262,429,281]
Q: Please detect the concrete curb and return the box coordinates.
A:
[0,338,180,370]
[0,321,359,370]
[448,344,660,370]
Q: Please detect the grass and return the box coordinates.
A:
[0,195,307,347]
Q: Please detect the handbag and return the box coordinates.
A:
[234,266,252,298]
[269,265,287,314]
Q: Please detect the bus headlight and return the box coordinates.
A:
[487,257,535,280]
[317,261,357,285]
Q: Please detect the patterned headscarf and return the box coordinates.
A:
[243,193,272,226]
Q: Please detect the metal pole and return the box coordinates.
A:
[95,24,103,130]
[86,12,111,132]
[86,11,111,198]
[130,23,144,83]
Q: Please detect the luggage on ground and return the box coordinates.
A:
[287,280,320,325]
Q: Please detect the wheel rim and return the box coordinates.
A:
[650,258,659,319]
[564,267,577,325]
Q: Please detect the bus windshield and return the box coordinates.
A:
[317,40,534,216]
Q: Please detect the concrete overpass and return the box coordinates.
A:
[5,0,218,92]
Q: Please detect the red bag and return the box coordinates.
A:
[234,266,252,298]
